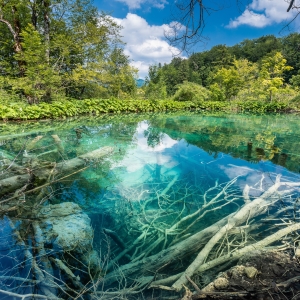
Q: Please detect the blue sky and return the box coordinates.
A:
[95,0,299,78]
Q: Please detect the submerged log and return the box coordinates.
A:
[0,146,113,199]
[0,174,31,197]
[103,175,300,292]
[103,213,233,286]
[172,175,300,291]
[55,146,113,174]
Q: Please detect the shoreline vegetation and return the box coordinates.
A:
[0,97,299,121]
[0,0,300,122]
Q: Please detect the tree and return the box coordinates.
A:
[0,0,135,103]
[281,33,300,82]
[105,48,138,98]
[12,24,61,103]
[173,81,211,101]
[145,65,167,99]
[259,52,293,101]
[211,67,240,100]
[231,36,282,63]
[209,58,256,100]
[0,0,29,76]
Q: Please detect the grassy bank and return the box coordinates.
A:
[0,98,297,121]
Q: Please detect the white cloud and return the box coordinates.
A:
[111,122,179,189]
[115,0,168,10]
[227,0,297,28]
[113,13,183,78]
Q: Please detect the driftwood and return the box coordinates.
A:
[0,174,31,197]
[0,158,26,179]
[50,258,84,290]
[172,175,300,291]
[51,135,64,154]
[0,146,113,199]
[103,213,233,285]
[102,173,300,297]
[8,220,59,299]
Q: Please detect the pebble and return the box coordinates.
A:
[214,277,229,289]
[244,266,258,279]
[295,247,300,258]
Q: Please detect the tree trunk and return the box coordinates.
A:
[0,146,113,198]
[43,0,50,63]
[103,214,233,286]
[12,5,25,76]
[0,5,25,76]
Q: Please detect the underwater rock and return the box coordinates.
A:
[37,202,93,253]
[295,247,300,258]
[244,266,258,279]
[213,277,229,290]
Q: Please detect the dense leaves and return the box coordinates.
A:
[145,34,300,105]
[0,97,296,121]
[0,0,137,103]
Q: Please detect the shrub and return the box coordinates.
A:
[208,83,226,101]
[173,82,211,102]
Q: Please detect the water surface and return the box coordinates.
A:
[0,112,299,299]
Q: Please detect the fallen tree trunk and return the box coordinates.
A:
[0,146,113,199]
[172,175,300,291]
[0,174,31,197]
[103,213,234,286]
[103,175,300,292]
[0,157,26,178]
[55,146,113,174]
[196,222,300,276]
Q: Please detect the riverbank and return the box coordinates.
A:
[0,98,298,120]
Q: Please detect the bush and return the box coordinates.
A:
[173,82,211,102]
[0,96,295,120]
[235,100,289,113]
[208,83,226,101]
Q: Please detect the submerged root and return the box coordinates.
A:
[98,172,300,300]
[1,143,300,300]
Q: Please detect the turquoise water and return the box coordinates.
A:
[0,112,300,299]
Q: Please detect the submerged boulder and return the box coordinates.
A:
[37,202,93,253]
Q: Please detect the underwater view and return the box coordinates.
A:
[1,112,300,299]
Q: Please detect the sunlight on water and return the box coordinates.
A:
[0,112,300,299]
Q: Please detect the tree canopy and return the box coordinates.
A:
[145,34,300,103]
[0,0,137,103]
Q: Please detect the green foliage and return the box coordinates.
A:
[147,34,300,102]
[235,100,289,113]
[144,65,167,100]
[290,74,300,88]
[210,67,242,100]
[0,98,229,120]
[173,81,211,101]
[290,94,300,104]
[1,96,294,121]
[13,25,61,103]
[209,83,226,101]
[281,33,300,82]
[259,52,293,101]
[0,1,136,103]
[231,35,282,62]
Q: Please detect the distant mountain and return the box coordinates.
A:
[136,79,145,87]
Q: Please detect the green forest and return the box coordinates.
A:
[144,34,300,104]
[0,0,137,102]
[0,0,300,119]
